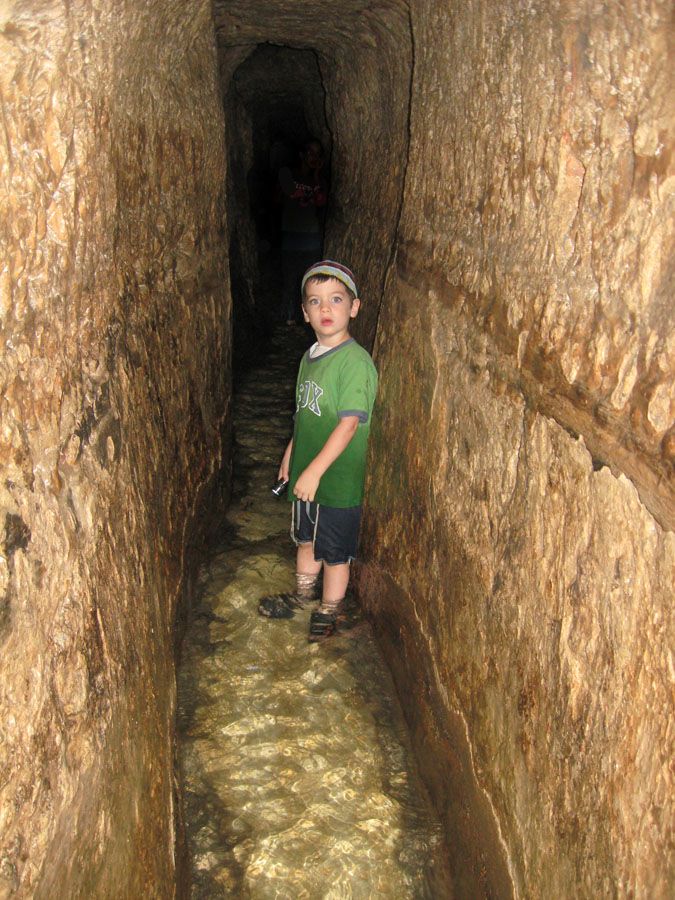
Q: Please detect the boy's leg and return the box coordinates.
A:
[258,503,321,618]
[297,542,322,577]
[308,561,349,642]
[293,542,322,606]
[295,512,322,602]
[321,561,350,606]
[308,505,360,641]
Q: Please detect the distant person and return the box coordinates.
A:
[277,139,327,324]
[259,261,378,641]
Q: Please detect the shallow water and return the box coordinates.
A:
[177,328,454,898]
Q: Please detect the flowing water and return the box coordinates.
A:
[177,327,454,898]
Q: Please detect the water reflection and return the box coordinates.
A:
[177,330,453,898]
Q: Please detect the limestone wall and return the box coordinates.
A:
[2,0,671,894]
[0,1,229,895]
[358,0,674,895]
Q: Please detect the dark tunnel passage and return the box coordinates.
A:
[0,1,673,897]
[226,44,334,362]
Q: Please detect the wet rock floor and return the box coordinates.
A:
[177,327,454,898]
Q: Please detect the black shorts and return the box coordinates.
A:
[291,500,362,565]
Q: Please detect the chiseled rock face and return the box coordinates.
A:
[359,0,674,896]
[0,1,229,895]
[1,0,672,895]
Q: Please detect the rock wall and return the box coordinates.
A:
[0,1,229,895]
[2,0,672,894]
[358,0,674,896]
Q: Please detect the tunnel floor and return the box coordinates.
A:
[177,326,454,898]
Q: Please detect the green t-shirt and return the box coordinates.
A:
[288,339,378,508]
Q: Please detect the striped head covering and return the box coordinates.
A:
[301,260,358,298]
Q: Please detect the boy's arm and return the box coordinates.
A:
[292,416,359,502]
[279,438,293,481]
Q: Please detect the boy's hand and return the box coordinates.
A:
[293,466,321,502]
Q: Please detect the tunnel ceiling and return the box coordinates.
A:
[213,0,409,50]
[232,45,328,148]
[233,45,323,111]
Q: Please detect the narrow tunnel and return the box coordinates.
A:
[225,43,333,359]
[0,1,673,898]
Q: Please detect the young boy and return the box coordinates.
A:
[259,260,378,641]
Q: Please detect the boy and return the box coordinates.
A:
[259,260,378,641]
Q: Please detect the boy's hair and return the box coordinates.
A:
[302,273,356,303]
[301,260,358,301]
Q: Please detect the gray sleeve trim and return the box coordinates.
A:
[339,409,368,423]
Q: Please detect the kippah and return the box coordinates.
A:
[301,260,358,297]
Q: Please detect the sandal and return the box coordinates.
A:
[308,609,339,642]
[258,592,304,619]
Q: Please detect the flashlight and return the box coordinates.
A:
[271,478,289,497]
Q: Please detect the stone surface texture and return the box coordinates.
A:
[1,0,673,896]
[0,1,229,895]
[217,1,673,893]
[358,1,674,897]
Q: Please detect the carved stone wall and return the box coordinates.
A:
[358,0,674,895]
[0,1,229,894]
[1,0,672,895]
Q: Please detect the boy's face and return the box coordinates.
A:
[302,278,360,347]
